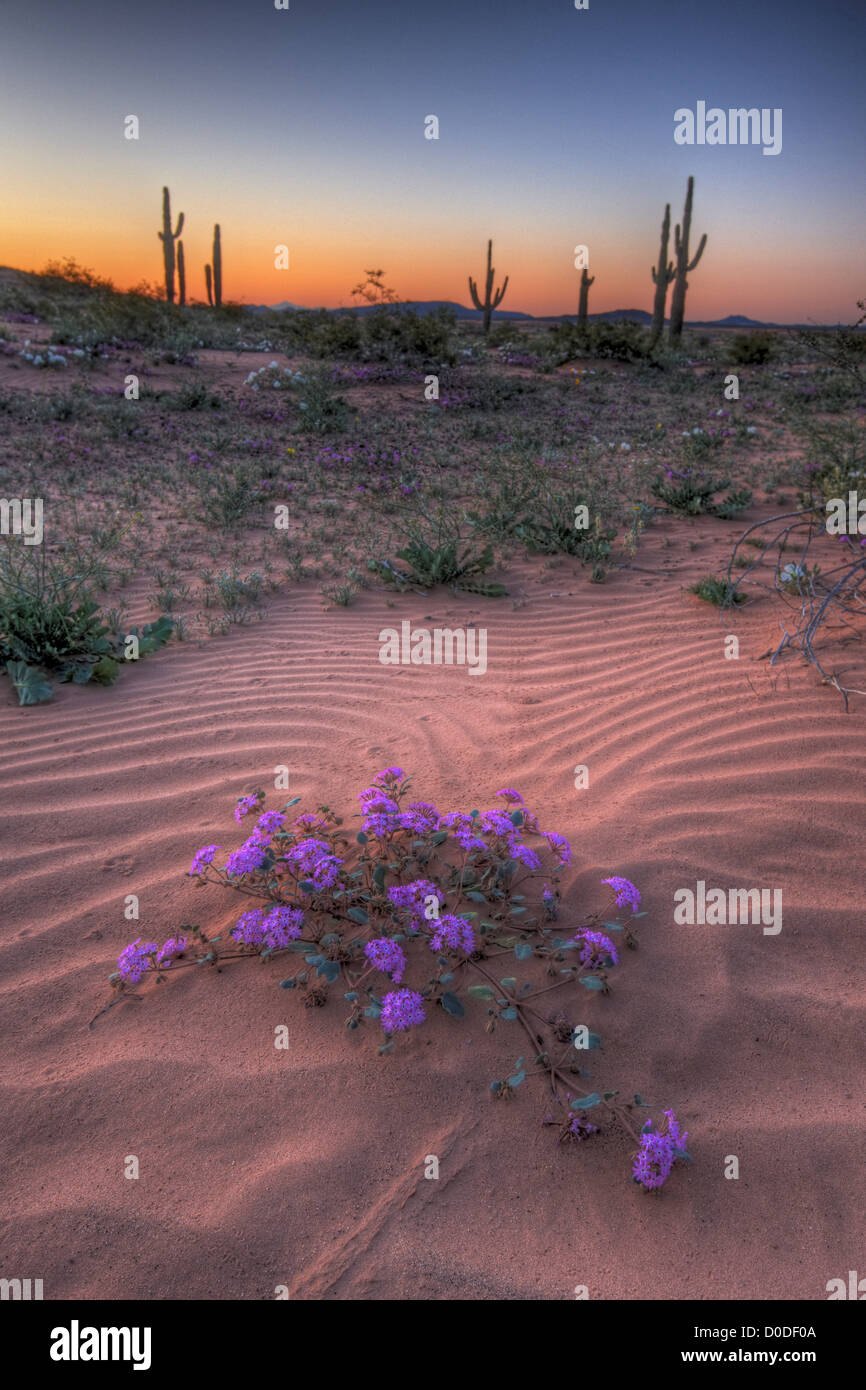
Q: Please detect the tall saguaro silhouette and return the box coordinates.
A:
[468,239,509,334]
[669,177,707,342]
[578,267,595,329]
[650,203,675,347]
[158,187,184,304]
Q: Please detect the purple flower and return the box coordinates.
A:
[478,809,515,837]
[234,793,261,823]
[286,838,343,891]
[294,811,329,833]
[546,832,571,866]
[573,929,618,969]
[494,788,524,804]
[189,843,220,875]
[224,837,270,877]
[155,935,187,968]
[262,906,305,947]
[255,810,286,837]
[602,876,641,912]
[663,1108,688,1153]
[542,884,558,920]
[381,989,426,1032]
[365,937,407,982]
[117,937,157,984]
[388,879,439,927]
[397,801,439,834]
[632,1110,688,1189]
[508,840,541,871]
[359,792,401,838]
[632,1131,675,1189]
[373,766,404,785]
[566,1112,598,1143]
[429,913,474,955]
[231,909,266,945]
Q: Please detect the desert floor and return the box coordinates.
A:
[1,514,862,1299]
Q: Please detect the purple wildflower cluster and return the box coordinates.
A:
[380,989,426,1033]
[429,913,475,955]
[112,768,675,1189]
[632,1111,689,1190]
[602,876,641,913]
[286,837,343,892]
[364,937,407,983]
[231,906,304,948]
[573,929,619,969]
[117,935,187,985]
[387,879,439,928]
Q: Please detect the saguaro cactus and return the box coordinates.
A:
[204,264,213,306]
[212,225,222,308]
[577,267,595,329]
[468,238,508,334]
[669,176,707,342]
[650,203,675,347]
[158,187,184,304]
[177,241,186,307]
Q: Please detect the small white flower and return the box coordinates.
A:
[747,426,757,434]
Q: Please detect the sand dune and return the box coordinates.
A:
[1,536,862,1300]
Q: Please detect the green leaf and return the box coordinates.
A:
[317,960,340,983]
[304,954,324,966]
[378,1040,394,1055]
[633,1093,651,1107]
[343,991,358,1002]
[499,977,517,990]
[347,906,369,925]
[570,1093,601,1110]
[466,891,487,903]
[356,831,368,844]
[468,984,496,999]
[510,810,524,826]
[364,1002,382,1019]
[431,831,448,846]
[579,975,604,991]
[490,1080,503,1093]
[514,942,533,961]
[372,863,386,889]
[500,1006,517,1021]
[6,661,53,705]
[507,1069,525,1087]
[440,991,465,1019]
[278,977,296,989]
[603,1090,619,1101]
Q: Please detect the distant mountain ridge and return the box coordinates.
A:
[245,299,836,329]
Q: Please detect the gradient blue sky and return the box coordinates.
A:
[0,0,863,320]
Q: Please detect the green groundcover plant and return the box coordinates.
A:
[99,768,689,1191]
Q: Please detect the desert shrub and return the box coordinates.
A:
[688,575,746,606]
[99,766,689,1191]
[543,319,648,367]
[0,543,172,704]
[798,420,866,508]
[652,468,751,518]
[169,379,222,411]
[372,509,507,595]
[294,367,350,434]
[727,331,774,365]
[516,490,616,564]
[195,460,268,530]
[360,305,456,367]
[306,312,363,358]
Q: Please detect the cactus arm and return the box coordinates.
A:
[687,233,707,271]
[492,276,509,308]
[174,213,184,238]
[468,277,482,310]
